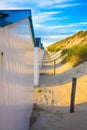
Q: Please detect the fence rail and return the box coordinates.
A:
[42,56,59,75]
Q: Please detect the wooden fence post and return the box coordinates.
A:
[70,77,77,113]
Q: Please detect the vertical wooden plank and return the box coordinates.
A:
[70,77,77,113]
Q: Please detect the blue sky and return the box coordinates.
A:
[0,0,87,46]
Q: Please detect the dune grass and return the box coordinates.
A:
[47,31,87,53]
[47,38,66,53]
[61,43,87,66]
[47,46,61,52]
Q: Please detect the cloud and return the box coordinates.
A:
[78,22,87,25]
[34,21,87,32]
[44,35,69,39]
[67,22,87,27]
[42,34,70,46]
[49,3,80,9]
[34,20,87,47]
[20,0,68,8]
[33,11,61,21]
[32,11,62,27]
[46,22,87,30]
[0,2,11,9]
[34,0,81,9]
[0,0,86,47]
[0,0,77,9]
[35,0,72,7]
[48,25,65,30]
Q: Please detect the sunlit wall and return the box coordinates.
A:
[39,48,44,70]
[0,18,34,130]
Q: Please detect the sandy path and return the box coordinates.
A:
[30,50,87,130]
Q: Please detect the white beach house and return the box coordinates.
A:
[34,38,44,86]
[0,10,35,130]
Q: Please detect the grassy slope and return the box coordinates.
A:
[61,43,87,66]
[47,31,87,66]
[47,31,87,53]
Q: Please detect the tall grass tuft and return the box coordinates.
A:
[61,43,87,66]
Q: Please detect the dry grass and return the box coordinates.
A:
[61,43,87,66]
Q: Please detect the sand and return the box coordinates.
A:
[30,51,87,130]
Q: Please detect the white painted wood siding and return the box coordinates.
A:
[0,18,34,130]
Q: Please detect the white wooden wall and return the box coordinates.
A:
[0,18,34,130]
[34,47,39,86]
[39,48,44,69]
[34,47,44,86]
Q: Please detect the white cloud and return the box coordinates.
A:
[33,11,61,24]
[50,3,80,8]
[0,0,86,47]
[67,22,87,27]
[43,22,87,30]
[40,11,61,15]
[35,0,72,7]
[33,24,64,32]
[34,20,87,47]
[0,0,30,3]
[0,0,81,10]
[48,25,65,30]
[34,0,80,9]
[42,34,70,46]
[78,22,87,25]
[34,21,87,31]
[0,2,11,9]
[44,34,70,39]
[0,0,77,9]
